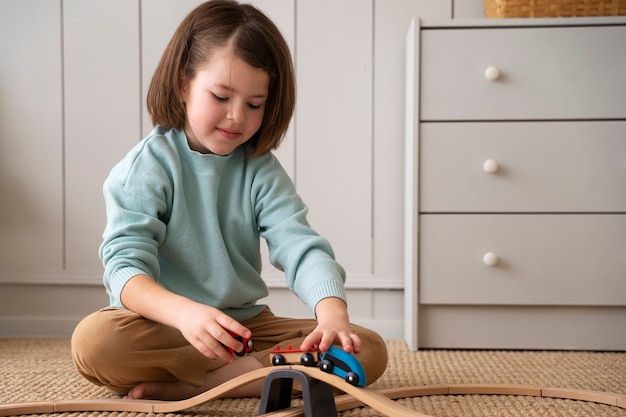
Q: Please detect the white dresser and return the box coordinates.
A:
[405,17,626,350]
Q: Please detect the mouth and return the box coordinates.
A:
[217,127,242,140]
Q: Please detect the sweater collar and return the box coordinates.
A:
[172,129,238,175]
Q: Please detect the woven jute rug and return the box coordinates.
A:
[1,338,624,416]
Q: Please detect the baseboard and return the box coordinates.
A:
[0,316,82,337]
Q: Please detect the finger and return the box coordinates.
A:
[212,315,252,355]
[211,346,235,363]
[192,335,234,363]
[331,329,359,354]
[218,316,252,340]
[200,323,244,362]
[210,327,249,359]
[338,332,355,353]
[317,331,337,353]
[350,333,363,354]
[300,331,322,352]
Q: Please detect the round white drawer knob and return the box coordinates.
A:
[485,66,501,81]
[483,159,499,174]
[483,252,499,266]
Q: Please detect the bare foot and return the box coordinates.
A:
[125,381,201,400]
[125,356,265,401]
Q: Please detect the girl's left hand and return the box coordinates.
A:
[299,297,362,354]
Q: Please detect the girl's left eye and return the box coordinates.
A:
[247,103,263,110]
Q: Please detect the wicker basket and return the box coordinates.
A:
[484,0,626,17]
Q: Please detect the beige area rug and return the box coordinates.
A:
[0,338,624,417]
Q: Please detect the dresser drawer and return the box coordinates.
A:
[420,121,626,213]
[420,25,626,121]
[419,214,626,306]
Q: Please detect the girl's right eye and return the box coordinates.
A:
[212,93,228,102]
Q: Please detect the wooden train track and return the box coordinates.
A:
[1,365,625,417]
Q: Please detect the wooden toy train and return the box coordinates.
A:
[269,345,367,387]
[224,332,366,386]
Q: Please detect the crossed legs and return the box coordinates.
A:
[71,307,388,400]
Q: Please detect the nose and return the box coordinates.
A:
[227,101,245,124]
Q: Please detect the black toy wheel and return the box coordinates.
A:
[320,359,334,373]
[300,352,316,367]
[345,372,359,386]
[272,354,286,366]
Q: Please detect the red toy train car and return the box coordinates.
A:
[226,330,254,357]
[269,345,318,367]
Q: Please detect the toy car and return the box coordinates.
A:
[319,345,366,387]
[269,345,319,367]
[226,330,254,357]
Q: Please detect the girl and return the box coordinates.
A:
[71,0,387,400]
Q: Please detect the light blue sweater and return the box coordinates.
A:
[100,127,346,322]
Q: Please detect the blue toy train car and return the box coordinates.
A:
[319,345,367,387]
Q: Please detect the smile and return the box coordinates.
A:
[217,128,241,140]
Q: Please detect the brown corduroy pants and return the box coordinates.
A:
[71,307,388,395]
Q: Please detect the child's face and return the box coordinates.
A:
[181,47,269,155]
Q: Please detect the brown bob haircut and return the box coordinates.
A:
[147,0,296,157]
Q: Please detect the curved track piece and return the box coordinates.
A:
[1,366,625,417]
[289,366,427,417]
[0,365,424,417]
[0,367,275,416]
[259,383,626,417]
[154,366,272,413]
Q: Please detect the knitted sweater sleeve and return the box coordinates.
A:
[98,145,171,307]
[252,154,347,311]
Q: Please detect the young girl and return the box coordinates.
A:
[71,0,387,400]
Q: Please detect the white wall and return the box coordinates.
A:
[0,0,485,338]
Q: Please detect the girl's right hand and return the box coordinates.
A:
[175,301,252,363]
[121,274,251,363]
